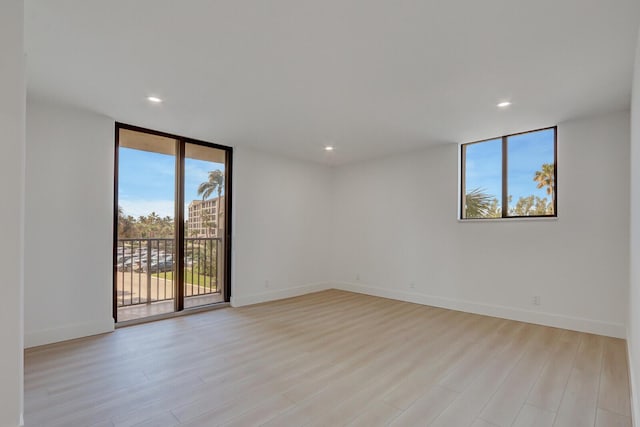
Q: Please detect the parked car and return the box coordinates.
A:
[117,257,132,271]
[144,259,174,273]
[119,256,146,272]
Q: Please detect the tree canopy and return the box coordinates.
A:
[118,208,174,238]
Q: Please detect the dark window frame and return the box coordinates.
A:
[113,122,233,323]
[460,126,557,220]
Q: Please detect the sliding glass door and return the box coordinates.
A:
[113,124,232,323]
[183,143,228,309]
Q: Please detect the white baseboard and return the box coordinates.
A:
[628,332,639,427]
[230,282,332,307]
[23,282,624,346]
[25,318,115,348]
[333,282,626,338]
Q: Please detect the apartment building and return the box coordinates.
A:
[187,196,225,238]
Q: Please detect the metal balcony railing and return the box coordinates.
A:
[115,237,221,307]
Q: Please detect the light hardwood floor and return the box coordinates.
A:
[24,290,632,427]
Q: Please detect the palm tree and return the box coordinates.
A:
[534,163,555,210]
[198,169,224,275]
[197,169,224,238]
[464,188,494,218]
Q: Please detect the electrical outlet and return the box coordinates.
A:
[265,280,270,288]
[532,296,541,306]
[410,282,416,289]
[356,274,360,281]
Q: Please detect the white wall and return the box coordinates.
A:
[25,98,115,347]
[628,28,640,427]
[231,146,332,306]
[0,0,25,425]
[332,110,630,338]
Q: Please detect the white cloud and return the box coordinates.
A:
[119,199,175,218]
[186,165,209,182]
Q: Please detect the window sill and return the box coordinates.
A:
[457,216,558,223]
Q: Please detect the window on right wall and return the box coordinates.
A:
[460,127,557,220]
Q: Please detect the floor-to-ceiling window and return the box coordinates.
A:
[113,124,232,323]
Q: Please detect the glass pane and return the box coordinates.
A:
[463,138,502,219]
[507,129,555,216]
[183,143,227,309]
[116,129,177,321]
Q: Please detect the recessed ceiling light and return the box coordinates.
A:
[497,101,511,108]
[324,145,335,151]
[147,96,163,103]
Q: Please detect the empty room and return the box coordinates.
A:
[3,0,640,426]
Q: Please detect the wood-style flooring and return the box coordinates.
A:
[24,290,632,426]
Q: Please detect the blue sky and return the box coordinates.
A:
[118,148,225,218]
[464,128,555,207]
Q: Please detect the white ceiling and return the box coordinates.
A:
[25,0,640,164]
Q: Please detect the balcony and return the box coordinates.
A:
[115,237,223,321]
